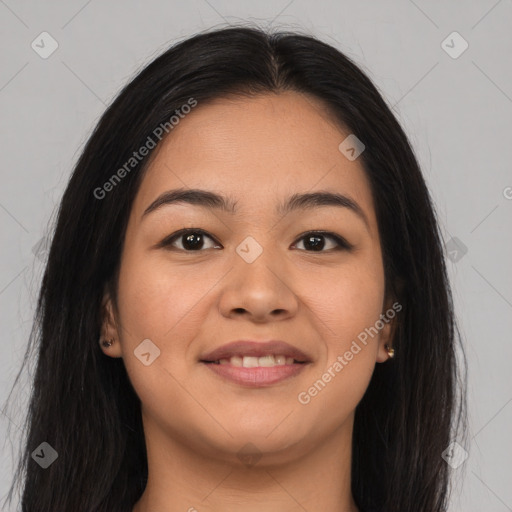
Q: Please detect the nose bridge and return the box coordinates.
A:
[218,233,298,321]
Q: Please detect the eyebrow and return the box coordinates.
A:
[142,188,370,230]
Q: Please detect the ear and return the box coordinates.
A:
[376,297,400,363]
[99,285,123,358]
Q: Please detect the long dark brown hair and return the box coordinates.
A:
[3,25,467,512]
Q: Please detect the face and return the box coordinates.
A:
[101,91,394,465]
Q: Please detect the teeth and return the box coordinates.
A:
[230,356,243,367]
[243,356,260,368]
[257,355,276,367]
[216,355,297,367]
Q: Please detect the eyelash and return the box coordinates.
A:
[159,228,353,253]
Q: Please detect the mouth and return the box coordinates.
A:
[199,340,312,387]
[202,355,307,367]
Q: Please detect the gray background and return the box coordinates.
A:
[1,1,511,510]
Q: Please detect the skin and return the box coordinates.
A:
[100,91,395,512]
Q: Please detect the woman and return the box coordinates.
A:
[4,25,466,512]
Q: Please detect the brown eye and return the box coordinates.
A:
[161,229,221,251]
[292,231,353,252]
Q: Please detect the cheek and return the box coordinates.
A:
[296,252,384,407]
[114,252,207,410]
[295,279,382,431]
[114,248,224,397]
[116,251,210,339]
[304,253,385,342]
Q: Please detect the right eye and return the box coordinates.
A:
[159,229,222,251]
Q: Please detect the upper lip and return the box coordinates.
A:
[200,340,312,363]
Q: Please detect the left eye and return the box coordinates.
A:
[292,231,352,252]
[161,229,221,251]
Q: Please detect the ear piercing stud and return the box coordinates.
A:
[101,338,115,348]
[384,344,395,358]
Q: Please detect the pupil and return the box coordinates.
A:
[306,235,324,251]
[183,233,203,250]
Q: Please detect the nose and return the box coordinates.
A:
[218,250,299,323]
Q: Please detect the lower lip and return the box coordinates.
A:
[201,362,309,387]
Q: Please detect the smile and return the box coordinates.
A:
[201,358,310,387]
[207,355,302,367]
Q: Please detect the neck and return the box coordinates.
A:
[133,412,359,512]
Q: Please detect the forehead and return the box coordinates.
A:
[133,91,377,229]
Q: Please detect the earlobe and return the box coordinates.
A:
[98,335,123,358]
[99,288,123,358]
[376,299,399,363]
